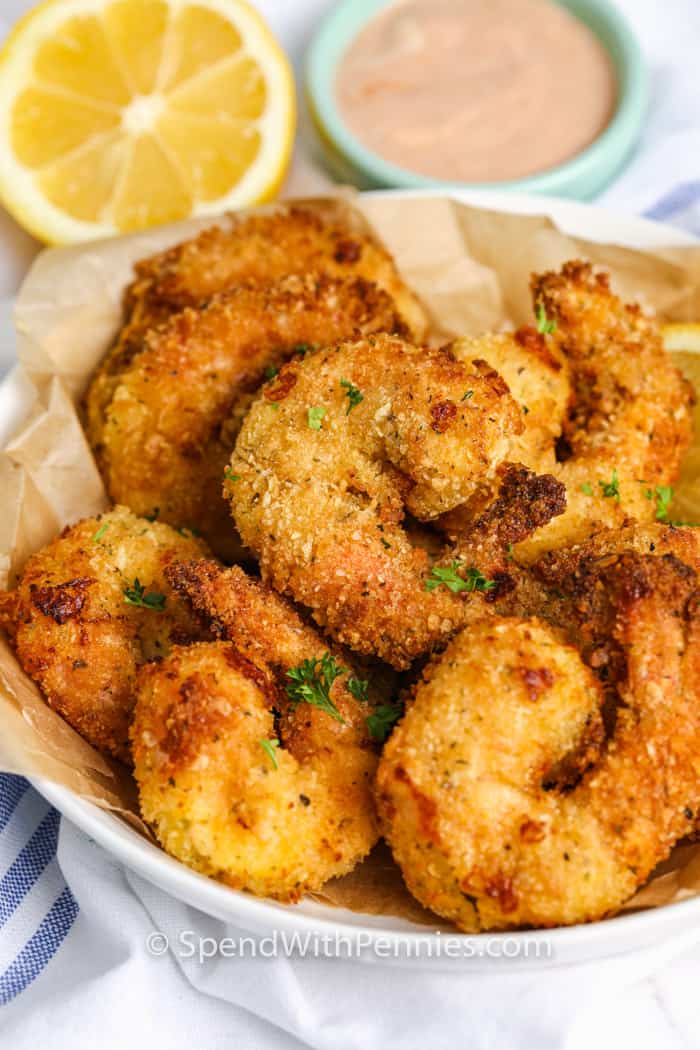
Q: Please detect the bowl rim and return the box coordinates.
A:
[305,0,648,198]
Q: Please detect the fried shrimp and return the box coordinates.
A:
[89,274,405,559]
[377,542,700,929]
[132,560,380,901]
[517,262,693,558]
[229,332,565,668]
[86,206,427,434]
[0,507,208,762]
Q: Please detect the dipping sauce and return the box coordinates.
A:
[336,0,617,182]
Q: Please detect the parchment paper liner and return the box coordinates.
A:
[3,193,700,925]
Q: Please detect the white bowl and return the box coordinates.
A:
[4,188,698,971]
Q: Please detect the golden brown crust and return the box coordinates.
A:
[515,261,694,558]
[132,561,382,901]
[378,529,700,930]
[123,206,427,342]
[1,506,209,761]
[88,273,404,558]
[228,333,564,667]
[85,206,428,443]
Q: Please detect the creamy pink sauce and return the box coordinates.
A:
[336,0,617,182]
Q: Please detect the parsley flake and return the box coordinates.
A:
[340,378,363,414]
[123,578,166,611]
[224,467,240,483]
[145,507,160,522]
[347,676,369,702]
[91,522,110,543]
[286,653,346,723]
[425,561,495,594]
[651,485,674,522]
[461,390,474,401]
[536,303,557,335]
[294,343,313,356]
[264,364,279,381]
[581,482,594,496]
[599,468,620,503]
[366,703,403,743]
[308,406,327,431]
[259,738,280,769]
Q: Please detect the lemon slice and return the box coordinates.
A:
[663,323,700,524]
[0,0,295,243]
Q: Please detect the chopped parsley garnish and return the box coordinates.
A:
[647,484,674,521]
[580,482,594,496]
[536,303,557,335]
[145,507,160,522]
[264,364,279,381]
[347,676,369,702]
[523,405,530,415]
[307,406,327,431]
[123,578,166,611]
[294,343,313,356]
[259,738,280,769]
[286,653,346,723]
[599,468,620,503]
[425,561,495,594]
[268,402,280,411]
[461,390,474,401]
[91,522,110,543]
[366,703,403,743]
[340,378,363,414]
[224,467,240,482]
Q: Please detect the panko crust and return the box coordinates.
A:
[89,273,404,558]
[0,506,209,761]
[378,540,700,930]
[228,333,563,667]
[515,261,694,558]
[132,563,381,900]
[85,206,427,440]
[448,328,571,472]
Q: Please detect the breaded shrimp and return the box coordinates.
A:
[516,262,693,558]
[132,561,381,901]
[86,206,427,435]
[377,544,700,930]
[228,333,565,668]
[89,274,405,559]
[0,507,208,762]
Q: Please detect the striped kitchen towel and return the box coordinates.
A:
[0,776,78,1006]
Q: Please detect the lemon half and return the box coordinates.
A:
[0,0,295,242]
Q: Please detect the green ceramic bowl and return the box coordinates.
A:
[305,0,647,200]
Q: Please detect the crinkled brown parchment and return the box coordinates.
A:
[3,193,700,924]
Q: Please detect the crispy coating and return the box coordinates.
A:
[228,333,564,668]
[0,507,209,762]
[86,206,427,437]
[132,561,380,901]
[167,555,397,706]
[89,274,404,559]
[448,328,571,471]
[515,262,694,558]
[377,543,700,929]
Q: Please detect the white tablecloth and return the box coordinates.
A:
[2,2,700,1047]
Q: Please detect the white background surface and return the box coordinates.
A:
[1,1,700,1048]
